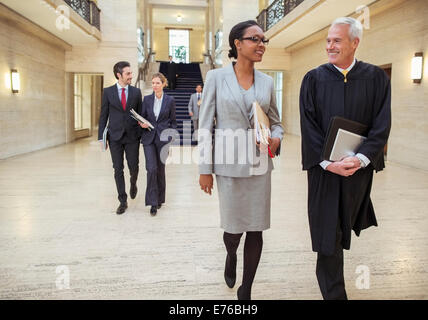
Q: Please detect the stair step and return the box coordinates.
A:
[158,61,204,145]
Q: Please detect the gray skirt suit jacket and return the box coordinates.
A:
[198,63,284,233]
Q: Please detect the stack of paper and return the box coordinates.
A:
[130,108,154,131]
[102,125,108,151]
[252,101,271,145]
[252,101,274,158]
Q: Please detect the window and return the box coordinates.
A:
[261,71,283,121]
[169,29,189,63]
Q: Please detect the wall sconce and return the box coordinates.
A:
[11,69,20,93]
[176,15,182,22]
[411,52,423,84]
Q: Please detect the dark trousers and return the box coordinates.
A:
[143,139,168,206]
[109,134,140,203]
[316,220,348,300]
[168,76,176,90]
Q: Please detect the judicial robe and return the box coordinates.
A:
[299,60,391,256]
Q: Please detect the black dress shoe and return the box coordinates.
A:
[130,184,138,199]
[224,253,237,288]
[237,286,251,300]
[157,204,162,209]
[150,206,157,216]
[116,202,128,215]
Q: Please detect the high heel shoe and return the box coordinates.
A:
[224,253,237,288]
[237,285,251,300]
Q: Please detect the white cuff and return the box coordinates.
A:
[320,160,332,170]
[356,153,370,168]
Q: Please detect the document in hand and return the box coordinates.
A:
[252,101,274,158]
[130,108,154,131]
[102,125,108,151]
[323,116,368,161]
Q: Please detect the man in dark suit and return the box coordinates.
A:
[166,55,178,90]
[98,61,143,215]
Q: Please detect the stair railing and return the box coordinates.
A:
[203,51,215,70]
[135,48,153,88]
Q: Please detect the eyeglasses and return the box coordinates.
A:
[240,36,269,45]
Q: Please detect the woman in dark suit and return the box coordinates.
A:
[139,73,177,215]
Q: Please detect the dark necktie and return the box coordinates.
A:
[121,88,126,110]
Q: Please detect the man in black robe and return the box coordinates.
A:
[167,55,177,90]
[299,17,391,300]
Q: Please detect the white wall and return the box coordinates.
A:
[279,0,428,169]
[65,0,139,86]
[0,4,69,159]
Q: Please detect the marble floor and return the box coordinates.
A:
[0,134,427,300]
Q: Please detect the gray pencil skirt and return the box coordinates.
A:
[215,172,271,234]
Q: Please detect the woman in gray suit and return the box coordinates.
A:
[198,20,284,300]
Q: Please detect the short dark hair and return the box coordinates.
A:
[196,84,203,88]
[228,20,261,59]
[113,61,130,80]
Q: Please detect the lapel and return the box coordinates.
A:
[110,85,123,111]
[223,63,251,127]
[147,93,156,120]
[157,93,168,122]
[126,86,134,111]
[253,69,264,111]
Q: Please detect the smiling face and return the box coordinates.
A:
[235,25,266,62]
[117,67,132,86]
[326,24,359,69]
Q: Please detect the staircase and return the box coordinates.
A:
[160,62,203,146]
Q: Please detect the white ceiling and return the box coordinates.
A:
[266,0,377,49]
[0,0,99,46]
[152,6,206,27]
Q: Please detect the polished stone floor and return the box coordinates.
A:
[0,135,427,300]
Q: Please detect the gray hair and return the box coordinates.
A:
[331,17,363,41]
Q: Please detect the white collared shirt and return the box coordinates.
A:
[320,58,370,170]
[332,58,356,74]
[153,93,163,120]
[116,83,129,101]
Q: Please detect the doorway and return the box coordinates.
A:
[73,74,103,139]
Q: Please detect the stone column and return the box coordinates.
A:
[219,0,259,66]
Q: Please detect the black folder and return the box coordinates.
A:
[322,116,369,161]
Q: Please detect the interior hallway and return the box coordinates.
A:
[0,134,427,300]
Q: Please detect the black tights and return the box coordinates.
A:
[223,231,263,298]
